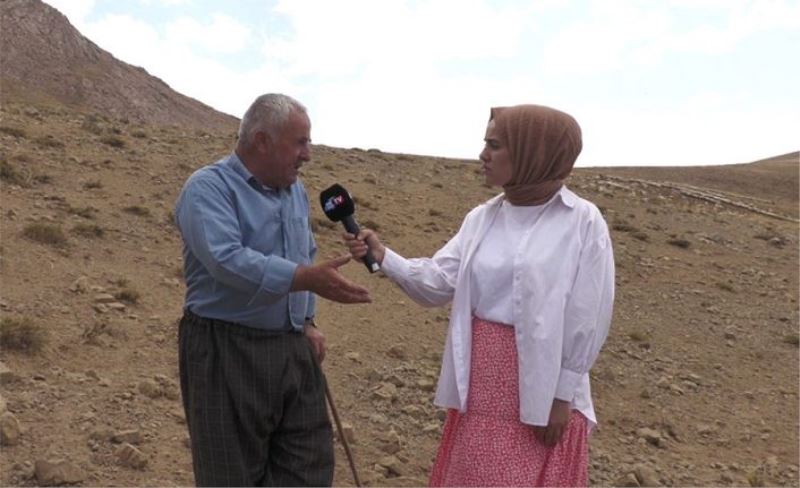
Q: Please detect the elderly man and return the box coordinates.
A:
[175,93,370,486]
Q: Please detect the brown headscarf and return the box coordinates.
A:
[490,104,582,206]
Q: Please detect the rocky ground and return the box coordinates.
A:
[0,101,798,487]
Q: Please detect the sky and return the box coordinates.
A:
[45,0,800,167]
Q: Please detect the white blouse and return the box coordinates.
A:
[381,187,615,427]
[470,200,546,324]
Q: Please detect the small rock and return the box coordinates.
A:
[34,459,85,486]
[636,427,664,447]
[94,293,117,303]
[372,383,397,401]
[0,412,21,445]
[0,361,14,383]
[116,443,148,469]
[634,464,659,486]
[387,344,407,360]
[616,472,640,487]
[377,455,404,477]
[138,380,162,399]
[112,429,142,445]
[416,378,435,392]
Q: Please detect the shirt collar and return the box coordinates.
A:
[228,153,281,193]
[492,185,576,209]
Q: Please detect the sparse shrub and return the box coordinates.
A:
[716,282,735,293]
[783,333,799,347]
[131,129,148,139]
[123,205,151,217]
[667,238,691,249]
[628,330,648,342]
[631,231,649,242]
[83,180,103,189]
[114,289,140,304]
[0,160,25,185]
[33,136,65,149]
[72,223,104,238]
[0,126,26,138]
[100,135,126,148]
[0,317,47,353]
[11,153,31,162]
[33,174,52,184]
[81,115,105,135]
[68,206,96,219]
[612,222,637,232]
[22,223,68,247]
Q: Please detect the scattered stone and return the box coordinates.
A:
[345,352,361,363]
[34,459,85,486]
[0,393,7,414]
[116,442,148,469]
[93,293,117,303]
[0,412,21,445]
[634,464,659,486]
[69,276,90,293]
[0,361,14,383]
[616,472,640,487]
[387,344,407,360]
[138,379,162,399]
[112,429,142,445]
[377,455,404,477]
[379,428,403,454]
[416,378,435,392]
[372,382,398,401]
[401,404,423,419]
[636,427,664,447]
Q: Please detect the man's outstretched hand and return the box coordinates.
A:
[291,255,371,304]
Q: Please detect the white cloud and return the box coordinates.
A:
[166,14,251,54]
[267,0,531,78]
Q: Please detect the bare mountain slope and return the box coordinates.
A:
[0,0,237,133]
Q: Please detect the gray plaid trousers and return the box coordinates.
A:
[179,311,334,487]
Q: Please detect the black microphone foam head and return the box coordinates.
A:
[320,184,355,222]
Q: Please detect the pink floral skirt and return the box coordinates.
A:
[429,316,589,487]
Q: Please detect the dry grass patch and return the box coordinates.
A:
[22,223,68,247]
[114,288,140,304]
[0,159,25,185]
[0,126,27,138]
[72,223,104,238]
[123,205,151,217]
[100,135,126,148]
[0,317,47,353]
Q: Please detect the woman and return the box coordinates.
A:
[345,104,614,487]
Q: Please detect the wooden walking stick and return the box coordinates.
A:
[324,380,362,487]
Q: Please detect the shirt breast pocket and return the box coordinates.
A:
[287,216,311,261]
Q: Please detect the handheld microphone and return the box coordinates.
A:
[320,184,381,273]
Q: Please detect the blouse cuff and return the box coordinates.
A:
[380,248,409,281]
[554,367,582,402]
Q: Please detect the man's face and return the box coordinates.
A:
[258,110,311,189]
[479,120,513,187]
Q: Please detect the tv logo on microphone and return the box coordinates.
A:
[323,195,345,213]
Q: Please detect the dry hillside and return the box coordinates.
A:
[0,1,799,486]
[0,100,797,487]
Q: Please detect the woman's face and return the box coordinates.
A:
[479,120,513,187]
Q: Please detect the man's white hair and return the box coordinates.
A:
[238,93,307,147]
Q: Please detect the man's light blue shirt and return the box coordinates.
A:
[175,153,316,331]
